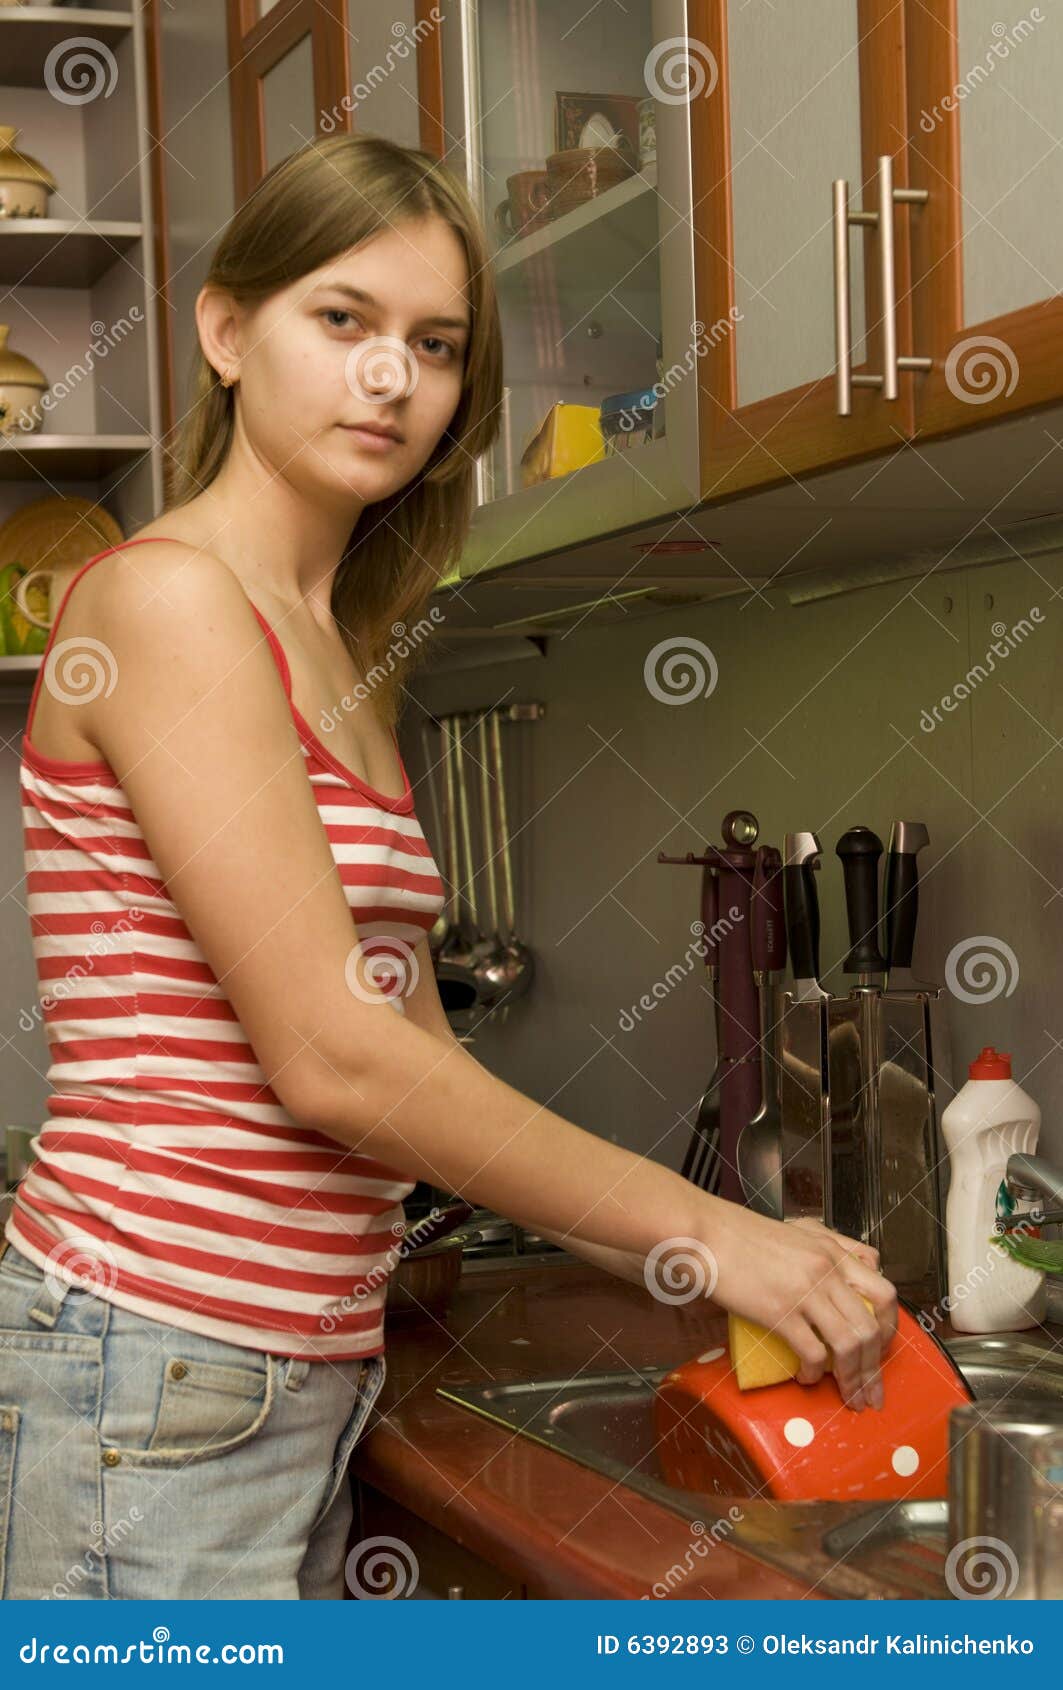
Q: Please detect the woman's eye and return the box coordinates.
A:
[320,312,456,361]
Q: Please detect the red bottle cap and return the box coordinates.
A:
[969,1046,1012,1080]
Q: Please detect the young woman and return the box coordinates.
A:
[0,134,895,1600]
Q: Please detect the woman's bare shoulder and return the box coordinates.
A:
[71,529,249,630]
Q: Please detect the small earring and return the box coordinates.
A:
[220,367,236,388]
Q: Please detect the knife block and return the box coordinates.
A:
[772,984,948,1306]
[828,987,947,1305]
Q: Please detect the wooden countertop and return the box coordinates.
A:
[353,1258,833,1599]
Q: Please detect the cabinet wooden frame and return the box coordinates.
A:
[691,0,920,501]
[225,0,351,203]
[904,0,1063,437]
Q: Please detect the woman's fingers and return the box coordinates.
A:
[782,1280,883,1410]
[835,1277,885,1408]
[774,1311,830,1387]
[837,1255,899,1354]
[806,1284,878,1409]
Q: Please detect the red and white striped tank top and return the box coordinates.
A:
[6,537,446,1360]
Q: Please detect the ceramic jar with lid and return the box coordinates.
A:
[0,326,47,434]
[0,126,58,218]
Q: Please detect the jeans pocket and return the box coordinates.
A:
[309,1355,386,1534]
[0,1404,20,1600]
[107,1351,276,1470]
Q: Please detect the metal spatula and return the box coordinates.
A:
[682,859,724,1192]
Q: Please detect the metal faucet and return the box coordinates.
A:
[1002,1152,1063,1229]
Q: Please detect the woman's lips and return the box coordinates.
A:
[340,424,402,451]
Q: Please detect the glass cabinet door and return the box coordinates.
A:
[437,0,701,579]
[695,0,921,499]
[908,0,1063,437]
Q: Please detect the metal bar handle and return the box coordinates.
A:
[833,155,930,416]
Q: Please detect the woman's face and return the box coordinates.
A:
[233,213,471,507]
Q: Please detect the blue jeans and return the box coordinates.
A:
[0,1240,386,1599]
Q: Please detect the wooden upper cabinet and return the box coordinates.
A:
[225,1,447,202]
[226,0,351,200]
[906,0,1063,436]
[692,0,924,501]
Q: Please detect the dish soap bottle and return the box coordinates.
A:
[941,1046,1047,1332]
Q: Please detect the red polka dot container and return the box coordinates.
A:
[654,1303,974,1502]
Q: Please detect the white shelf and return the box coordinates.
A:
[493,161,658,277]
[0,433,151,481]
[0,220,143,286]
[0,654,42,696]
[0,8,134,87]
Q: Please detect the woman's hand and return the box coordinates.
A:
[697,1200,898,1411]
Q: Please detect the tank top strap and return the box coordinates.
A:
[240,599,294,703]
[25,536,295,744]
[25,535,185,744]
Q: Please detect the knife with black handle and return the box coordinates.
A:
[779,832,831,1221]
[877,819,948,1304]
[836,826,886,983]
[882,820,932,991]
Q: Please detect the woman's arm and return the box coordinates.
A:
[80,543,895,1411]
[402,949,698,1291]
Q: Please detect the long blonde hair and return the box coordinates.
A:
[165,132,503,728]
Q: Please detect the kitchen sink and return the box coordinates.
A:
[437,1325,1063,1599]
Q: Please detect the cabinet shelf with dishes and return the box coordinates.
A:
[492,161,658,288]
[430,0,705,626]
[0,0,163,676]
[422,0,1063,631]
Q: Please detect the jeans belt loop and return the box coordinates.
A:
[29,1268,73,1329]
[283,1357,310,1392]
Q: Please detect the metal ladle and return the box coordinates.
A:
[421,716,449,958]
[434,718,479,1014]
[477,710,534,1018]
[466,709,512,1007]
[436,716,499,1010]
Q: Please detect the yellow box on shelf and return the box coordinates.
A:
[520,401,605,488]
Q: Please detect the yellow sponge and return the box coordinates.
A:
[728,1295,876,1391]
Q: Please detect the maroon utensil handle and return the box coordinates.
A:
[699,862,720,966]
